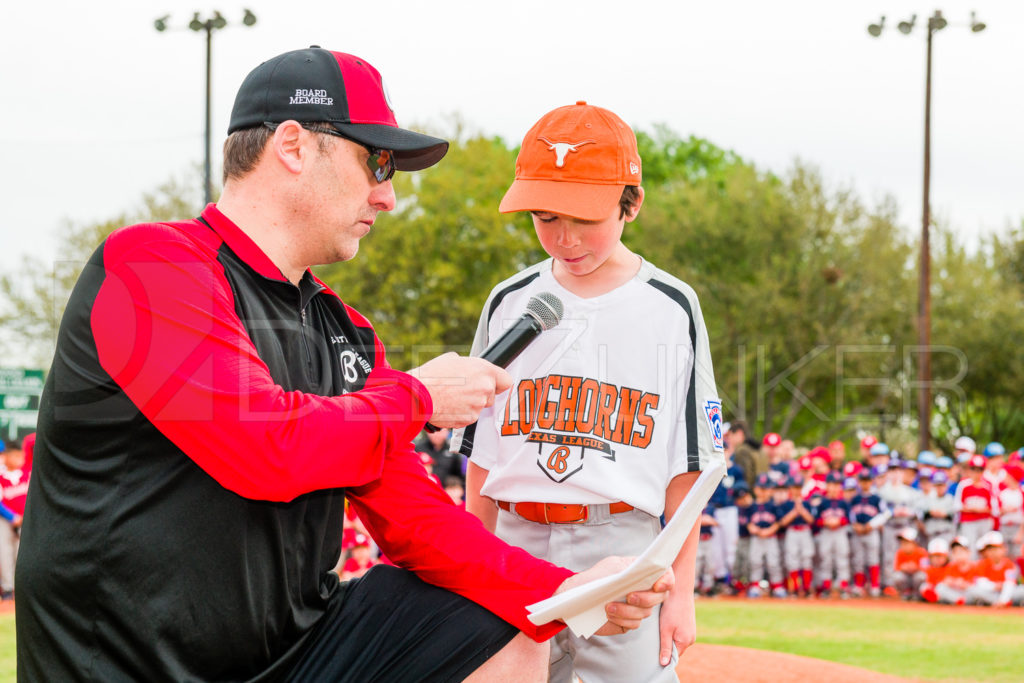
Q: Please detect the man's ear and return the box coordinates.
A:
[270,120,307,174]
[624,186,645,222]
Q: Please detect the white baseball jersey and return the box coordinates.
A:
[451,258,723,517]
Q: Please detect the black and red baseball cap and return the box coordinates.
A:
[228,46,448,172]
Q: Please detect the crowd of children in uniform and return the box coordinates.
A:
[0,434,32,601]
[697,427,1024,607]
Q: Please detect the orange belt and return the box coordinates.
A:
[496,500,634,524]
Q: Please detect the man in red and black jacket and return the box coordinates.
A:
[16,47,670,682]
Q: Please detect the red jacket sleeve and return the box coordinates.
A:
[91,225,431,502]
[346,446,572,641]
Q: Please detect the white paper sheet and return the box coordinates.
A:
[525,463,725,638]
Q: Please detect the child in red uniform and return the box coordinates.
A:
[955,455,999,558]
[0,438,31,600]
[341,534,378,580]
[892,527,928,600]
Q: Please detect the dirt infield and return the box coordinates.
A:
[677,643,917,682]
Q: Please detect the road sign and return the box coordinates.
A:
[0,368,43,441]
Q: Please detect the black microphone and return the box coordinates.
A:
[479,291,564,367]
[424,292,564,432]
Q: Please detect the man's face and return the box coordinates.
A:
[298,131,397,266]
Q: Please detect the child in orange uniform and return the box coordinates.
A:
[919,538,949,603]
[892,527,928,600]
[934,536,975,605]
[965,531,1024,606]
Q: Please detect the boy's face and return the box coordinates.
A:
[981,545,1006,561]
[4,448,24,471]
[929,552,948,567]
[445,484,464,504]
[771,488,789,503]
[531,202,635,281]
[950,546,970,563]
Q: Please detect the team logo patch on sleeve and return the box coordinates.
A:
[703,399,724,452]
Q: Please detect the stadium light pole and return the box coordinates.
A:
[867,9,985,452]
[155,10,258,205]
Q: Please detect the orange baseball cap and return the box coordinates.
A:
[499,101,642,221]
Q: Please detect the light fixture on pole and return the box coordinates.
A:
[155,10,258,206]
[868,10,985,452]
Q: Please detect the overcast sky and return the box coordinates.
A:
[2,0,1021,272]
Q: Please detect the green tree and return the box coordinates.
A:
[633,158,916,445]
[931,226,1024,449]
[0,174,205,367]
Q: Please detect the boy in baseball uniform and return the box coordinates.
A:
[955,454,999,558]
[813,472,853,598]
[778,476,815,597]
[456,102,724,682]
[849,468,884,597]
[965,531,1024,606]
[892,527,928,600]
[746,476,786,598]
[732,483,754,595]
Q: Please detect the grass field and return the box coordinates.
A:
[0,613,13,682]
[0,600,1019,681]
[696,599,1022,682]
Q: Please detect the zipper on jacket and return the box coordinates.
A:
[300,305,315,378]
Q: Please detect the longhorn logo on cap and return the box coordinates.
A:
[538,137,595,167]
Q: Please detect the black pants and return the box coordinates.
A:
[283,565,519,682]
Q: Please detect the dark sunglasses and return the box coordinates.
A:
[264,122,397,183]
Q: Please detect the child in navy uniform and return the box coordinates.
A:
[778,476,815,597]
[747,475,785,597]
[813,472,852,598]
[695,504,718,596]
[849,468,883,597]
[733,483,754,595]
